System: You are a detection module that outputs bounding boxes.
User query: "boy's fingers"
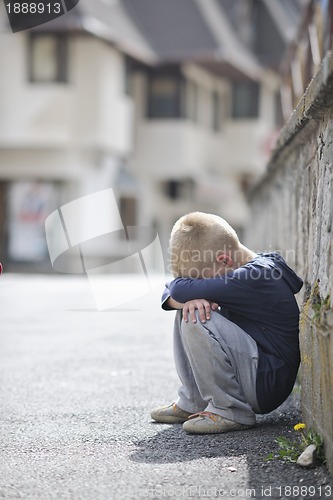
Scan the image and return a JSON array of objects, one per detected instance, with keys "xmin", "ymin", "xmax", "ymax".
[
  {"xmin": 183, "ymin": 302, "xmax": 195, "ymax": 322},
  {"xmin": 183, "ymin": 300, "xmax": 211, "ymax": 324},
  {"xmin": 203, "ymin": 302, "xmax": 210, "ymax": 321},
  {"xmin": 190, "ymin": 303, "xmax": 198, "ymax": 323},
  {"xmin": 194, "ymin": 301, "xmax": 210, "ymax": 323}
]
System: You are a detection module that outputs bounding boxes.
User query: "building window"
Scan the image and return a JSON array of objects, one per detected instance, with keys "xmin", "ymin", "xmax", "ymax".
[
  {"xmin": 162, "ymin": 178, "xmax": 195, "ymax": 201},
  {"xmin": 274, "ymin": 91, "xmax": 284, "ymax": 128},
  {"xmin": 232, "ymin": 81, "xmax": 260, "ymax": 118},
  {"xmin": 124, "ymin": 56, "xmax": 134, "ymax": 96},
  {"xmin": 29, "ymin": 34, "xmax": 67, "ymax": 83},
  {"xmin": 148, "ymin": 72, "xmax": 185, "ymax": 118},
  {"xmin": 164, "ymin": 180, "xmax": 182, "ymax": 200},
  {"xmin": 186, "ymin": 80, "xmax": 198, "ymax": 122},
  {"xmin": 212, "ymin": 91, "xmax": 222, "ymax": 131}
]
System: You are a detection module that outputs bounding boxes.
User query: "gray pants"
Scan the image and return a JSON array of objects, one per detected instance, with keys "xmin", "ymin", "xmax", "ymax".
[{"xmin": 174, "ymin": 310, "xmax": 261, "ymax": 425}]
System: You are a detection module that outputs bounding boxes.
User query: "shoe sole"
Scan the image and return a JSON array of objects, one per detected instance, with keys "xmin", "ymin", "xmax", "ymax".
[
  {"xmin": 183, "ymin": 423, "xmax": 254, "ymax": 434},
  {"xmin": 151, "ymin": 414, "xmax": 189, "ymax": 424}
]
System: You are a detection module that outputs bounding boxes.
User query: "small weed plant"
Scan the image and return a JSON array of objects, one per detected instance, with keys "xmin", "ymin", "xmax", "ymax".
[{"xmin": 266, "ymin": 423, "xmax": 325, "ymax": 464}]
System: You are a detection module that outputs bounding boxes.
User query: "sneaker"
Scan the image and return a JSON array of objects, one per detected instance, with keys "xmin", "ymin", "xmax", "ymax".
[
  {"xmin": 150, "ymin": 403, "xmax": 193, "ymax": 424},
  {"xmin": 182, "ymin": 412, "xmax": 254, "ymax": 434}
]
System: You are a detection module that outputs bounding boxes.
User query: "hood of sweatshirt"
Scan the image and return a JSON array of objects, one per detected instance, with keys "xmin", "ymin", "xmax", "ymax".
[{"xmin": 257, "ymin": 252, "xmax": 303, "ymax": 295}]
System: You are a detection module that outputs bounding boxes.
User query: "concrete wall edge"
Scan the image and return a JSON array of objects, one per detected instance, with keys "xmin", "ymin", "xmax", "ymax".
[{"xmin": 249, "ymin": 51, "xmax": 333, "ymax": 200}]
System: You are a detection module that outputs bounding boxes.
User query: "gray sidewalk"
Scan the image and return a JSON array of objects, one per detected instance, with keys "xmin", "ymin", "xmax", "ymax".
[{"xmin": 0, "ymin": 275, "xmax": 332, "ymax": 499}]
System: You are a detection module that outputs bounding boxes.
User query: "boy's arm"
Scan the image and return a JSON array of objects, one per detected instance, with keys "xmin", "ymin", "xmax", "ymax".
[
  {"xmin": 161, "ymin": 285, "xmax": 184, "ymax": 310},
  {"xmin": 162, "ymin": 283, "xmax": 219, "ymax": 322},
  {"xmin": 165, "ymin": 297, "xmax": 184, "ymax": 309},
  {"xmin": 167, "ymin": 270, "xmax": 259, "ymax": 311},
  {"xmin": 163, "ymin": 291, "xmax": 218, "ymax": 323},
  {"xmin": 168, "ymin": 276, "xmax": 228, "ymax": 305}
]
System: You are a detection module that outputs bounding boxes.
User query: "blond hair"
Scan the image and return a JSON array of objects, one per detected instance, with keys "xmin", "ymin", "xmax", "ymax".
[{"xmin": 169, "ymin": 212, "xmax": 240, "ymax": 278}]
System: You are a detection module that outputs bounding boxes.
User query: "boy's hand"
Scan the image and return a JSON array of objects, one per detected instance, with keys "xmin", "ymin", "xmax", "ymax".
[{"xmin": 183, "ymin": 299, "xmax": 219, "ymax": 324}]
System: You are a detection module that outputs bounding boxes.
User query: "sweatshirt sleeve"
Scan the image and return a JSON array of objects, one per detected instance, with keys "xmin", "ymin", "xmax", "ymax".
[
  {"xmin": 161, "ymin": 282, "xmax": 181, "ymax": 310},
  {"xmin": 168, "ymin": 267, "xmax": 262, "ymax": 312},
  {"xmin": 161, "ymin": 285, "xmax": 172, "ymax": 310},
  {"xmin": 168, "ymin": 276, "xmax": 229, "ymax": 305}
]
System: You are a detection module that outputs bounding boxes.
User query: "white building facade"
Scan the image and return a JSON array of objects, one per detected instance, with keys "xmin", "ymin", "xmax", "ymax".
[{"xmin": 0, "ymin": 0, "xmax": 303, "ymax": 272}]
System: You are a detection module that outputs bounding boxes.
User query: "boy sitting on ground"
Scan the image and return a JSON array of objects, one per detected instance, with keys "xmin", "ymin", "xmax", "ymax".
[{"xmin": 151, "ymin": 212, "xmax": 303, "ymax": 434}]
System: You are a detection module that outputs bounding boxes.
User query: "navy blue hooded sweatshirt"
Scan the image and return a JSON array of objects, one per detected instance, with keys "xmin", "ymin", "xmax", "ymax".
[{"xmin": 162, "ymin": 253, "xmax": 303, "ymax": 414}]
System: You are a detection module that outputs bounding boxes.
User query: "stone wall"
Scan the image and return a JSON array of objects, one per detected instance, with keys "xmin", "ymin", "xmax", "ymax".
[{"xmin": 245, "ymin": 52, "xmax": 333, "ymax": 472}]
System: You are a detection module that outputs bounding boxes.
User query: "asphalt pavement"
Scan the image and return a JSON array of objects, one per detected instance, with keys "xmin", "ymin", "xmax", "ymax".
[{"xmin": 0, "ymin": 274, "xmax": 332, "ymax": 500}]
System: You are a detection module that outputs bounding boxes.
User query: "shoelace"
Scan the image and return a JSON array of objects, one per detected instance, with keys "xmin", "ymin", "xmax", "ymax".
[{"xmin": 188, "ymin": 411, "xmax": 219, "ymax": 422}]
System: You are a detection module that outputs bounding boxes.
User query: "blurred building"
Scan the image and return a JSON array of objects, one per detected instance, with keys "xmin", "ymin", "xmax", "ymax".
[{"xmin": 0, "ymin": 0, "xmax": 305, "ymax": 272}]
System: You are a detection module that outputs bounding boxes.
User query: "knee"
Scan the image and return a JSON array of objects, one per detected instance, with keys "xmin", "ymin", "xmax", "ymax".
[{"xmin": 181, "ymin": 311, "xmax": 205, "ymax": 337}]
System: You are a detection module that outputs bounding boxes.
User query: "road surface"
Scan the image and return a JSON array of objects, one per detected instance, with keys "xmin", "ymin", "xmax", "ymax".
[{"xmin": 0, "ymin": 274, "xmax": 331, "ymax": 499}]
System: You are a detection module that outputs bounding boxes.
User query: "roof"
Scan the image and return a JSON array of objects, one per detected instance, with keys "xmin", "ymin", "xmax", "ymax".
[
  {"xmin": 122, "ymin": 0, "xmax": 265, "ymax": 79},
  {"xmin": 122, "ymin": 0, "xmax": 303, "ymax": 78},
  {"xmin": 195, "ymin": 0, "xmax": 263, "ymax": 80},
  {"xmin": 122, "ymin": 0, "xmax": 216, "ymax": 61},
  {"xmin": 77, "ymin": 0, "xmax": 157, "ymax": 64},
  {"xmin": 0, "ymin": 0, "xmax": 157, "ymax": 64},
  {"xmin": 217, "ymin": 0, "xmax": 303, "ymax": 68},
  {"xmin": 262, "ymin": 0, "xmax": 303, "ymax": 43},
  {"xmin": 0, "ymin": 0, "xmax": 305, "ymax": 79}
]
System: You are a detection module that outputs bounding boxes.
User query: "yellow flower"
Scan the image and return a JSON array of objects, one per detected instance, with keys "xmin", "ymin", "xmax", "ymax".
[{"xmin": 294, "ymin": 423, "xmax": 306, "ymax": 431}]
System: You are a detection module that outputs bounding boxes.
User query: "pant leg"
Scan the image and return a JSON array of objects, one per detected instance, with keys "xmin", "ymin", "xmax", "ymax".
[
  {"xmin": 173, "ymin": 311, "xmax": 207, "ymax": 414},
  {"xmin": 175, "ymin": 310, "xmax": 260, "ymax": 425}
]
